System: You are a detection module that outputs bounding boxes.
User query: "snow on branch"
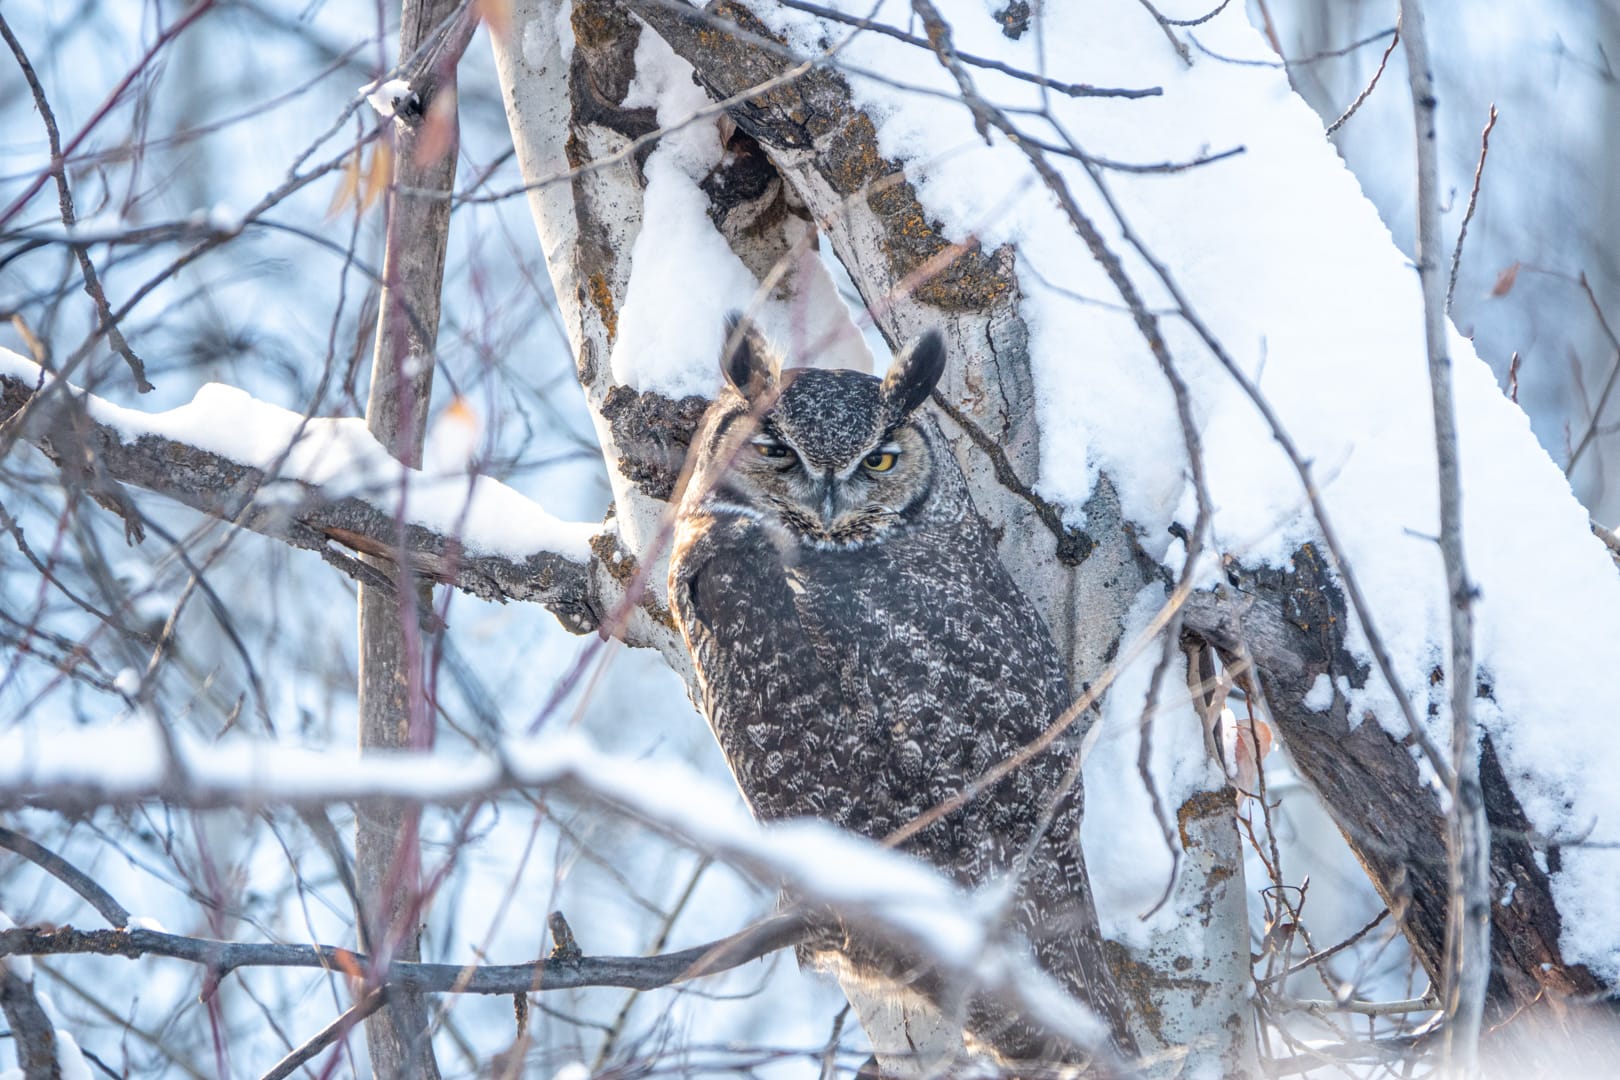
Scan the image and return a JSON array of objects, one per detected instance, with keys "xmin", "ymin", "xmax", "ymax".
[
  {"xmin": 0, "ymin": 348, "xmax": 603, "ymax": 630},
  {"xmin": 0, "ymin": 724, "xmax": 1108, "ymax": 1052}
]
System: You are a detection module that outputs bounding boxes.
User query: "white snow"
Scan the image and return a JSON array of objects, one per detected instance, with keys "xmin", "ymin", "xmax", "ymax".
[
  {"xmin": 740, "ymin": 0, "xmax": 1620, "ymax": 986},
  {"xmin": 206, "ymin": 201, "xmax": 241, "ymax": 234},
  {"xmin": 112, "ymin": 668, "xmax": 140, "ymax": 697},
  {"xmin": 1082, "ymin": 590, "xmax": 1218, "ymax": 949},
  {"xmin": 0, "ymin": 719, "xmax": 1099, "ymax": 1039},
  {"xmin": 0, "ymin": 348, "xmax": 596, "ymax": 563},
  {"xmin": 361, "ymin": 77, "xmax": 415, "ymax": 119},
  {"xmin": 548, "ymin": 0, "xmax": 575, "ymax": 65},
  {"xmin": 51, "ymin": 1032, "xmax": 90, "ymax": 1080},
  {"xmin": 1302, "ymin": 673, "xmax": 1334, "ymax": 712},
  {"xmin": 606, "ymin": 22, "xmax": 871, "ymax": 396}
]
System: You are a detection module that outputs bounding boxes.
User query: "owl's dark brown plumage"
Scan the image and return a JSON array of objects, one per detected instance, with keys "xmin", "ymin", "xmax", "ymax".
[{"xmin": 668, "ymin": 319, "xmax": 1132, "ymax": 1070}]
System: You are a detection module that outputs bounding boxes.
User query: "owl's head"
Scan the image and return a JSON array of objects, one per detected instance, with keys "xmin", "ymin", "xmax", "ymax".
[{"xmin": 688, "ymin": 316, "xmax": 950, "ymax": 549}]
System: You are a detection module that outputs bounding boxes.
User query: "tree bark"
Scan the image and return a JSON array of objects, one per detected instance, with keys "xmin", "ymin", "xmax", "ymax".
[
  {"xmin": 0, "ymin": 967, "xmax": 60, "ymax": 1080},
  {"xmin": 1182, "ymin": 549, "xmax": 1616, "ymax": 1034},
  {"xmin": 355, "ymin": 2, "xmax": 471, "ymax": 1076}
]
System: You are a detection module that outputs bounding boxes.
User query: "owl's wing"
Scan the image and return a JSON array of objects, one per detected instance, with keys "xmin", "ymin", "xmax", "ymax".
[{"xmin": 670, "ymin": 513, "xmax": 850, "ymax": 823}]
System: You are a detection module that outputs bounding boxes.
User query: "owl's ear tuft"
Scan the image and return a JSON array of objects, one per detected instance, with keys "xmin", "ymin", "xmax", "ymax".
[
  {"xmin": 720, "ymin": 313, "xmax": 775, "ymax": 401},
  {"xmin": 881, "ymin": 330, "xmax": 946, "ymax": 416}
]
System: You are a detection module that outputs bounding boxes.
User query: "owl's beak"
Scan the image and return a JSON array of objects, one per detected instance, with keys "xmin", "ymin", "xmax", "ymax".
[{"xmin": 819, "ymin": 482, "xmax": 837, "ymax": 528}]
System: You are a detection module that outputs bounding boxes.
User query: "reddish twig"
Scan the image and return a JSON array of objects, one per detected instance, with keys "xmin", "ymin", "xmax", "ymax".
[
  {"xmin": 1447, "ymin": 104, "xmax": 1499, "ymax": 312},
  {"xmin": 1325, "ymin": 26, "xmax": 1402, "ymax": 137}
]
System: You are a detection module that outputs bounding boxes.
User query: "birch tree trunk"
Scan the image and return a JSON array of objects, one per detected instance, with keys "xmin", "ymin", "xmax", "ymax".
[{"xmin": 493, "ymin": 0, "xmax": 1252, "ymax": 1069}]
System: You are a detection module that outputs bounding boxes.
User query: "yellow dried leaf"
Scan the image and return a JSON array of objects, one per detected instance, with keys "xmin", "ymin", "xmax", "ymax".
[
  {"xmin": 325, "ymin": 149, "xmax": 362, "ymax": 219},
  {"xmin": 360, "ymin": 140, "xmax": 394, "ymax": 214}
]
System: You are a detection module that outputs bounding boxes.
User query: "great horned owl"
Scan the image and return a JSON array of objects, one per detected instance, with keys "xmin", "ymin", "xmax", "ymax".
[{"xmin": 668, "ymin": 318, "xmax": 1132, "ymax": 1071}]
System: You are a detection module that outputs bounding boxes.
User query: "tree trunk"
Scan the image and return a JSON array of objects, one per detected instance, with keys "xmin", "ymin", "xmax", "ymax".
[{"xmin": 355, "ymin": 2, "xmax": 470, "ymax": 1076}]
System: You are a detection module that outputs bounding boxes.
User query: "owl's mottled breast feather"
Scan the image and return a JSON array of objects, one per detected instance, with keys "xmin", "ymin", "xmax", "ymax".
[{"xmin": 670, "ymin": 507, "xmax": 1080, "ymax": 883}]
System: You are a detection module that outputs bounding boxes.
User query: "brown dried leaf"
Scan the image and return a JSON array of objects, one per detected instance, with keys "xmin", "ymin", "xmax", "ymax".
[{"xmin": 1491, "ymin": 261, "xmax": 1522, "ymax": 297}]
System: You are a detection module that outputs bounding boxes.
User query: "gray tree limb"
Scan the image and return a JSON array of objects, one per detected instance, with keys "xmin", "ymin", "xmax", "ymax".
[{"xmin": 0, "ymin": 916, "xmax": 807, "ymax": 996}]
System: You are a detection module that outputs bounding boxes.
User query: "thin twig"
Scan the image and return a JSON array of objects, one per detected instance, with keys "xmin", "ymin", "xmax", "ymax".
[
  {"xmin": 0, "ymin": 12, "xmax": 152, "ymax": 390},
  {"xmin": 1191, "ymin": 26, "xmax": 1397, "ymax": 69},
  {"xmin": 1261, "ymin": 908, "xmax": 1392, "ymax": 984},
  {"xmin": 1566, "ymin": 271, "xmax": 1620, "ymax": 473},
  {"xmin": 1399, "ymin": 3, "xmax": 1489, "ymax": 1072},
  {"xmin": 775, "ymin": 0, "xmax": 1161, "ymax": 98},
  {"xmin": 258, "ymin": 989, "xmax": 389, "ymax": 1080},
  {"xmin": 1446, "ymin": 104, "xmax": 1498, "ymax": 312},
  {"xmin": 1324, "ymin": 26, "xmax": 1401, "ymax": 137}
]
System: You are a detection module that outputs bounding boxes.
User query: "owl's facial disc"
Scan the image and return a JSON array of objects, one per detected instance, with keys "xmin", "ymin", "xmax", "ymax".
[
  {"xmin": 732, "ymin": 415, "xmax": 932, "ymax": 548},
  {"xmin": 704, "ymin": 321, "xmax": 948, "ymax": 547}
]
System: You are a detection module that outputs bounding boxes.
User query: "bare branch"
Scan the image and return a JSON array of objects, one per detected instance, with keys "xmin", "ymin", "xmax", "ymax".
[
  {"xmin": 0, "ymin": 12, "xmax": 151, "ymax": 391},
  {"xmin": 1446, "ymin": 104, "xmax": 1499, "ymax": 313},
  {"xmin": 0, "ymin": 916, "xmax": 808, "ymax": 997},
  {"xmin": 259, "ymin": 990, "xmax": 388, "ymax": 1080},
  {"xmin": 773, "ymin": 0, "xmax": 1162, "ymax": 99},
  {"xmin": 1324, "ymin": 26, "xmax": 1401, "ymax": 137},
  {"xmin": 0, "ymin": 967, "xmax": 61, "ymax": 1080},
  {"xmin": 1398, "ymin": 3, "xmax": 1490, "ymax": 1071},
  {"xmin": 0, "ymin": 826, "xmax": 130, "ymax": 929}
]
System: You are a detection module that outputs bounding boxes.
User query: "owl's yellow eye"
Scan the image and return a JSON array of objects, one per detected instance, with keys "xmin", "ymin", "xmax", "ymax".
[
  {"xmin": 754, "ymin": 442, "xmax": 791, "ymax": 459},
  {"xmin": 863, "ymin": 450, "xmax": 898, "ymax": 472}
]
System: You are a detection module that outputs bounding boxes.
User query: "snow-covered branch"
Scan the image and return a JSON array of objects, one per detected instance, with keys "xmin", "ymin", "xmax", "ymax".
[
  {"xmin": 623, "ymin": 0, "xmax": 1620, "ymax": 1039},
  {"xmin": 0, "ymin": 724, "xmax": 1109, "ymax": 1056},
  {"xmin": 0, "ymin": 349, "xmax": 604, "ymax": 630}
]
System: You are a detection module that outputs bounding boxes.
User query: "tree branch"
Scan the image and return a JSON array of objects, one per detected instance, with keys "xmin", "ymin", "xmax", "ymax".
[
  {"xmin": 0, "ymin": 358, "xmax": 600, "ymax": 631},
  {"xmin": 0, "ymin": 967, "xmax": 61, "ymax": 1080},
  {"xmin": 0, "ymin": 826, "xmax": 130, "ymax": 929},
  {"xmin": 0, "ymin": 915, "xmax": 808, "ymax": 997}
]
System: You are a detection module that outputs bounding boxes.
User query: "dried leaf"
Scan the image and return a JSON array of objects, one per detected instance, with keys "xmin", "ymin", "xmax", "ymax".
[
  {"xmin": 325, "ymin": 149, "xmax": 363, "ymax": 220},
  {"xmin": 413, "ymin": 91, "xmax": 457, "ymax": 170},
  {"xmin": 1218, "ymin": 707, "xmax": 1275, "ymax": 794},
  {"xmin": 360, "ymin": 141, "xmax": 394, "ymax": 214},
  {"xmin": 1491, "ymin": 261, "xmax": 1521, "ymax": 297}
]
